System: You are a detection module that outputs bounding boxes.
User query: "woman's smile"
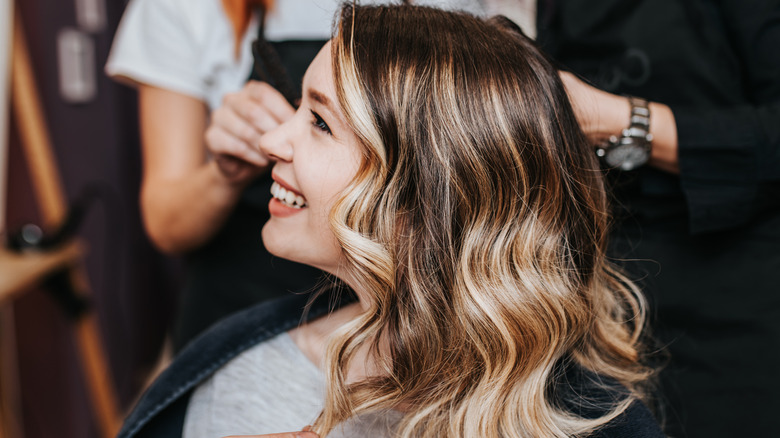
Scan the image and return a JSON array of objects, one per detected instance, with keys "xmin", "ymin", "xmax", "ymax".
[{"xmin": 269, "ymin": 177, "xmax": 308, "ymax": 218}]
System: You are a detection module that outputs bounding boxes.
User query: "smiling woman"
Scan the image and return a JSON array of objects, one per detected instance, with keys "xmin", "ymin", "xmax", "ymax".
[{"xmin": 117, "ymin": 4, "xmax": 663, "ymax": 438}]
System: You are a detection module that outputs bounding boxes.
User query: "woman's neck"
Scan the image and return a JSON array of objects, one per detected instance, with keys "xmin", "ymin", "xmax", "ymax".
[{"xmin": 288, "ymin": 301, "xmax": 375, "ymax": 380}]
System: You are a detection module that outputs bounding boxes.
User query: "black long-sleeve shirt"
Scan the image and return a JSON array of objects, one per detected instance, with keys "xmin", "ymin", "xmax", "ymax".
[{"xmin": 536, "ymin": 0, "xmax": 780, "ymax": 234}]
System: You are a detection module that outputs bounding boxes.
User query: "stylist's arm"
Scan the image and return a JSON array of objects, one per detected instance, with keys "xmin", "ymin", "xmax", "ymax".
[{"xmin": 559, "ymin": 71, "xmax": 679, "ymax": 174}]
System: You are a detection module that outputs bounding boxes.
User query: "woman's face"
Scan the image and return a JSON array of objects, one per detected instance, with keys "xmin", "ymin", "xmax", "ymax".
[{"xmin": 260, "ymin": 42, "xmax": 362, "ymax": 275}]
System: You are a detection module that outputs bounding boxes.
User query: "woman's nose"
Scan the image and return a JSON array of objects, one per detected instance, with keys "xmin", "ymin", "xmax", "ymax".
[{"xmin": 258, "ymin": 118, "xmax": 295, "ymax": 162}]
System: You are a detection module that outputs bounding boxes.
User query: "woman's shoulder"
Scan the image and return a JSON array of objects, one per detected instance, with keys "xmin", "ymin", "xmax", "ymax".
[{"xmin": 117, "ymin": 292, "xmax": 348, "ymax": 437}]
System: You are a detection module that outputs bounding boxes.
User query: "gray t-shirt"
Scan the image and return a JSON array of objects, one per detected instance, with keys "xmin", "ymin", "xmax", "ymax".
[{"xmin": 183, "ymin": 332, "xmax": 402, "ymax": 437}]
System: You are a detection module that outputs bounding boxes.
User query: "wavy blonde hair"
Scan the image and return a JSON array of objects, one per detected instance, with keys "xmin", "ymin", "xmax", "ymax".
[{"xmin": 312, "ymin": 4, "xmax": 654, "ymax": 437}]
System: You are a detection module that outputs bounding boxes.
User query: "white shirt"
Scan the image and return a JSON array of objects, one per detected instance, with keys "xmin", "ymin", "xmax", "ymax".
[
  {"xmin": 105, "ymin": 0, "xmax": 535, "ymax": 111},
  {"xmin": 106, "ymin": 0, "xmax": 259, "ymax": 110}
]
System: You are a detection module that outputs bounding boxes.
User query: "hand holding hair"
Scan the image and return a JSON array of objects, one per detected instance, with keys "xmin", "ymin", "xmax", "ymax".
[{"xmin": 206, "ymin": 80, "xmax": 296, "ymax": 185}]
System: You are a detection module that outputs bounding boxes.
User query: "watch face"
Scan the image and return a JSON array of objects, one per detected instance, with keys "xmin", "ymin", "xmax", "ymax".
[{"xmin": 604, "ymin": 143, "xmax": 649, "ymax": 171}]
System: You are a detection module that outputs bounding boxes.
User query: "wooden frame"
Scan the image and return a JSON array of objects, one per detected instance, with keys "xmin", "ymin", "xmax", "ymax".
[{"xmin": 0, "ymin": 4, "xmax": 121, "ymax": 437}]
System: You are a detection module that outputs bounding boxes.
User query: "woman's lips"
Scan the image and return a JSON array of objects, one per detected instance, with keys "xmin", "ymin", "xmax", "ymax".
[{"xmin": 268, "ymin": 197, "xmax": 305, "ymax": 217}]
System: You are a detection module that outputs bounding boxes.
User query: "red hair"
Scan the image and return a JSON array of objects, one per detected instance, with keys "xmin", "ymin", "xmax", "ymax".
[{"xmin": 222, "ymin": 0, "xmax": 273, "ymax": 57}]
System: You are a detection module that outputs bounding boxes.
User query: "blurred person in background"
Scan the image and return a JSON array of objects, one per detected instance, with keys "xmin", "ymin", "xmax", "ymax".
[{"xmin": 106, "ymin": 0, "xmax": 325, "ymax": 352}]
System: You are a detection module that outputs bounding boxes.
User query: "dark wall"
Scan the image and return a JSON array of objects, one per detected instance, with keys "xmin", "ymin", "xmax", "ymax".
[{"xmin": 6, "ymin": 0, "xmax": 178, "ymax": 436}]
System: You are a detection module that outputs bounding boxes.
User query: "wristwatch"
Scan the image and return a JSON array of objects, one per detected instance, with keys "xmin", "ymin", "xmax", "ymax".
[{"xmin": 596, "ymin": 96, "xmax": 653, "ymax": 171}]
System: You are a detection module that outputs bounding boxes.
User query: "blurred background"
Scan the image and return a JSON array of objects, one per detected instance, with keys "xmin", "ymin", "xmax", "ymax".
[{"xmin": 1, "ymin": 0, "xmax": 177, "ymax": 436}]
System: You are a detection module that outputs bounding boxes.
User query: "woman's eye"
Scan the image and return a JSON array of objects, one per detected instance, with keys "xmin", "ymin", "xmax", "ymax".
[{"xmin": 310, "ymin": 110, "xmax": 332, "ymax": 135}]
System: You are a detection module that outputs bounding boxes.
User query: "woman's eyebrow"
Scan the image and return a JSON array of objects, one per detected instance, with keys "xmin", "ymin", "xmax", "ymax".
[
  {"xmin": 308, "ymin": 88, "xmax": 334, "ymax": 112},
  {"xmin": 308, "ymin": 87, "xmax": 347, "ymax": 128}
]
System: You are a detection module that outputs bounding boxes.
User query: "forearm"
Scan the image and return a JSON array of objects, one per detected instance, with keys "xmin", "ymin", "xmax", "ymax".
[
  {"xmin": 138, "ymin": 85, "xmax": 251, "ymax": 254},
  {"xmin": 575, "ymin": 88, "xmax": 679, "ymax": 174},
  {"xmin": 140, "ymin": 160, "xmax": 248, "ymax": 254},
  {"xmin": 136, "ymin": 83, "xmax": 286, "ymax": 253}
]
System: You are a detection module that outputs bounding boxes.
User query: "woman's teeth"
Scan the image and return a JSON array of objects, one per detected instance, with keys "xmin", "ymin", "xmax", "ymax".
[{"xmin": 271, "ymin": 182, "xmax": 307, "ymax": 208}]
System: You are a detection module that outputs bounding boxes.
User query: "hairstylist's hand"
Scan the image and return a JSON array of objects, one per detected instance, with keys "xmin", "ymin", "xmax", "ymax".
[
  {"xmin": 206, "ymin": 80, "xmax": 296, "ymax": 185},
  {"xmin": 559, "ymin": 71, "xmax": 679, "ymax": 173},
  {"xmin": 558, "ymin": 71, "xmax": 631, "ymax": 145},
  {"xmin": 224, "ymin": 427, "xmax": 319, "ymax": 438}
]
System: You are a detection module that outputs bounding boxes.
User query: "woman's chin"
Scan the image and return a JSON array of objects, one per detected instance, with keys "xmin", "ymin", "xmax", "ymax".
[
  {"xmin": 261, "ymin": 216, "xmax": 343, "ymax": 275},
  {"xmin": 261, "ymin": 222, "xmax": 289, "ymax": 259},
  {"xmin": 261, "ymin": 222, "xmax": 316, "ymax": 269}
]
